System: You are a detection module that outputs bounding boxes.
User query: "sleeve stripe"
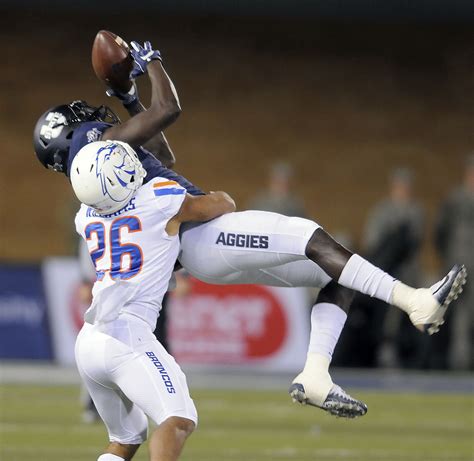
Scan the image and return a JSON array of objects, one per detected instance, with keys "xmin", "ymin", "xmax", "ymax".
[
  {"xmin": 153, "ymin": 180, "xmax": 179, "ymax": 188},
  {"xmin": 154, "ymin": 188, "xmax": 186, "ymax": 197}
]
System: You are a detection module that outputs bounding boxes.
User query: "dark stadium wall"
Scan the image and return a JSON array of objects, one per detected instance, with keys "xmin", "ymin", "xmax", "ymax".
[
  {"xmin": 0, "ymin": 12, "xmax": 472, "ymax": 268},
  {"xmin": 2, "ymin": 0, "xmax": 474, "ymax": 21}
]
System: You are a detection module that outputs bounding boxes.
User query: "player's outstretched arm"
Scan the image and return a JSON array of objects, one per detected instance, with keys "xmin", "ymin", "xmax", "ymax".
[
  {"xmin": 102, "ymin": 59, "xmax": 181, "ymax": 150},
  {"xmin": 146, "ymin": 132, "xmax": 176, "ymax": 168},
  {"xmin": 166, "ymin": 192, "xmax": 235, "ymax": 236},
  {"xmin": 112, "ymin": 92, "xmax": 176, "ymax": 168},
  {"xmin": 177, "ymin": 192, "xmax": 236, "ymax": 223}
]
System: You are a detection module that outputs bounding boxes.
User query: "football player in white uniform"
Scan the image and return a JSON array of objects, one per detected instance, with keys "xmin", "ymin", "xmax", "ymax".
[
  {"xmin": 34, "ymin": 39, "xmax": 467, "ymax": 421},
  {"xmin": 71, "ymin": 141, "xmax": 235, "ymax": 461}
]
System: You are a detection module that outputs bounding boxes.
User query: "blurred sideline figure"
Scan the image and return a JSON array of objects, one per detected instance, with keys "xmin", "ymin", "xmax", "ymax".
[
  {"xmin": 248, "ymin": 162, "xmax": 306, "ymax": 217},
  {"xmin": 34, "ymin": 37, "xmax": 467, "ymax": 431},
  {"xmin": 77, "ymin": 239, "xmax": 101, "ymax": 423},
  {"xmin": 363, "ymin": 168, "xmax": 426, "ymax": 368},
  {"xmin": 434, "ymin": 155, "xmax": 474, "ymax": 370}
]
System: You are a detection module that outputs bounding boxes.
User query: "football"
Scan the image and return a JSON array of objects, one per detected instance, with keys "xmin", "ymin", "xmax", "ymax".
[{"xmin": 91, "ymin": 30, "xmax": 133, "ymax": 93}]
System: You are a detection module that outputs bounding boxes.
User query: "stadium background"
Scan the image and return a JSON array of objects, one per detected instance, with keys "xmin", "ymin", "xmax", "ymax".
[
  {"xmin": 1, "ymin": 1, "xmax": 473, "ymax": 460},
  {"xmin": 1, "ymin": 3, "xmax": 473, "ymax": 263}
]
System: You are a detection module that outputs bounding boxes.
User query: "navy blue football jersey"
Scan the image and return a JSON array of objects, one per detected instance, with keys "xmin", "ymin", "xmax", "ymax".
[{"xmin": 67, "ymin": 122, "xmax": 204, "ymax": 196}]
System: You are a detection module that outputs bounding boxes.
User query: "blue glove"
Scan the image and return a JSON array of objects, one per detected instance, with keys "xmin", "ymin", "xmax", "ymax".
[
  {"xmin": 130, "ymin": 41, "xmax": 162, "ymax": 79},
  {"xmin": 106, "ymin": 81, "xmax": 139, "ymax": 108}
]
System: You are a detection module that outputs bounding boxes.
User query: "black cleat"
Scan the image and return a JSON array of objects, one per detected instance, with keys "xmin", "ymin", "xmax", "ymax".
[{"xmin": 289, "ymin": 382, "xmax": 367, "ymax": 419}]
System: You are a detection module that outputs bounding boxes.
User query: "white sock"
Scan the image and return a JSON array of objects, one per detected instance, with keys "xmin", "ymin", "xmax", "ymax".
[
  {"xmin": 293, "ymin": 303, "xmax": 347, "ymax": 406},
  {"xmin": 97, "ymin": 454, "xmax": 125, "ymax": 461},
  {"xmin": 307, "ymin": 302, "xmax": 347, "ymax": 359},
  {"xmin": 338, "ymin": 254, "xmax": 397, "ymax": 303},
  {"xmin": 294, "ymin": 353, "xmax": 333, "ymax": 406}
]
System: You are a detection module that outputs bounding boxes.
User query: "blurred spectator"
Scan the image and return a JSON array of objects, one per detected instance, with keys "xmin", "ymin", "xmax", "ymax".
[
  {"xmin": 156, "ymin": 292, "xmax": 172, "ymax": 352},
  {"xmin": 362, "ymin": 167, "xmax": 426, "ymax": 368},
  {"xmin": 248, "ymin": 162, "xmax": 306, "ymax": 217},
  {"xmin": 434, "ymin": 155, "xmax": 474, "ymax": 370},
  {"xmin": 77, "ymin": 239, "xmax": 100, "ymax": 423}
]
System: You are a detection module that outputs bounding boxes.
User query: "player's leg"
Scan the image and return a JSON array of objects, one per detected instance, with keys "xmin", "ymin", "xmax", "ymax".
[
  {"xmin": 181, "ymin": 211, "xmax": 467, "ymax": 333},
  {"xmin": 75, "ymin": 324, "xmax": 147, "ymax": 461},
  {"xmin": 289, "ymin": 282, "xmax": 367, "ymax": 417},
  {"xmin": 148, "ymin": 417, "xmax": 195, "ymax": 461},
  {"xmin": 192, "ymin": 258, "xmax": 332, "ymax": 287},
  {"xmin": 180, "ymin": 211, "xmax": 466, "ymax": 417},
  {"xmin": 97, "ymin": 445, "xmax": 140, "ymax": 461},
  {"xmin": 236, "ymin": 261, "xmax": 366, "ymax": 417},
  {"xmin": 182, "ymin": 242, "xmax": 366, "ymax": 417},
  {"xmin": 110, "ymin": 332, "xmax": 197, "ymax": 461},
  {"xmin": 306, "ymin": 227, "xmax": 467, "ymax": 334},
  {"xmin": 234, "ymin": 265, "xmax": 366, "ymax": 416},
  {"xmin": 179, "ymin": 211, "xmax": 318, "ymax": 281}
]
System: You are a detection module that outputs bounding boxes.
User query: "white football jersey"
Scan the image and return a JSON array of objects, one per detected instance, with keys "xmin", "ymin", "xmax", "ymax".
[{"xmin": 75, "ymin": 178, "xmax": 186, "ymax": 328}]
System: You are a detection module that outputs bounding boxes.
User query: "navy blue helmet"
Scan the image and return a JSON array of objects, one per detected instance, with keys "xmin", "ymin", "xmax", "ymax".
[{"xmin": 33, "ymin": 100, "xmax": 120, "ymax": 174}]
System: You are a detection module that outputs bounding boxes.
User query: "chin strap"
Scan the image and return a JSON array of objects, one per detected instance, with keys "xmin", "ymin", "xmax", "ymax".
[{"xmin": 52, "ymin": 151, "xmax": 64, "ymax": 173}]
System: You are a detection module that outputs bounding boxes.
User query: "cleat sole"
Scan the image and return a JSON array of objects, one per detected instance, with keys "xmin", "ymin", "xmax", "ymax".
[
  {"xmin": 441, "ymin": 266, "xmax": 467, "ymax": 309},
  {"xmin": 423, "ymin": 265, "xmax": 467, "ymax": 335}
]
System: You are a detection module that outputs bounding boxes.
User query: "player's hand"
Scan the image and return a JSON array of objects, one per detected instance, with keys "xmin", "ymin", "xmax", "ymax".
[
  {"xmin": 130, "ymin": 41, "xmax": 162, "ymax": 79},
  {"xmin": 106, "ymin": 81, "xmax": 139, "ymax": 108}
]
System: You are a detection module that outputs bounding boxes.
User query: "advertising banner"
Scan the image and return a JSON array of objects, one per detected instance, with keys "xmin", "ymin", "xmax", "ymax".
[
  {"xmin": 0, "ymin": 265, "xmax": 52, "ymax": 360},
  {"xmin": 168, "ymin": 278, "xmax": 310, "ymax": 372},
  {"xmin": 42, "ymin": 258, "xmax": 86, "ymax": 365},
  {"xmin": 41, "ymin": 258, "xmax": 311, "ymax": 371}
]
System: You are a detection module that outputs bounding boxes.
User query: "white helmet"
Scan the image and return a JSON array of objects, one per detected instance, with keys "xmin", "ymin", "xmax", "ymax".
[{"xmin": 70, "ymin": 140, "xmax": 147, "ymax": 214}]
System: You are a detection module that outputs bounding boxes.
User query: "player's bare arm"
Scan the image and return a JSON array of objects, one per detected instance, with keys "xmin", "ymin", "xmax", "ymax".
[
  {"xmin": 115, "ymin": 92, "xmax": 176, "ymax": 168},
  {"xmin": 166, "ymin": 192, "xmax": 236, "ymax": 235},
  {"xmin": 178, "ymin": 191, "xmax": 236, "ymax": 222},
  {"xmin": 92, "ymin": 32, "xmax": 178, "ymax": 167},
  {"xmin": 103, "ymin": 59, "xmax": 181, "ymax": 149},
  {"xmin": 145, "ymin": 131, "xmax": 176, "ymax": 168}
]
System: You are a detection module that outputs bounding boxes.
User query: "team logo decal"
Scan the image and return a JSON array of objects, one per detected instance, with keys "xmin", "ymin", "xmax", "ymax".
[
  {"xmin": 39, "ymin": 112, "xmax": 66, "ymax": 140},
  {"xmin": 86, "ymin": 128, "xmax": 102, "ymax": 143},
  {"xmin": 96, "ymin": 144, "xmax": 138, "ymax": 203}
]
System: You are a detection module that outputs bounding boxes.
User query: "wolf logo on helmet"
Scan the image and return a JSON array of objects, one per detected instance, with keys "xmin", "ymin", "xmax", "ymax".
[{"xmin": 71, "ymin": 141, "xmax": 146, "ymax": 214}]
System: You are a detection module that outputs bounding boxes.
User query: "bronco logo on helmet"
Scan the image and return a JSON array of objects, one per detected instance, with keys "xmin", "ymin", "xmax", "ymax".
[{"xmin": 70, "ymin": 141, "xmax": 146, "ymax": 215}]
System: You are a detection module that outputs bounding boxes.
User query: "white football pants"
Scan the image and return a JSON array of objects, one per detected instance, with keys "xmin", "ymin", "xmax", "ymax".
[
  {"xmin": 179, "ymin": 210, "xmax": 332, "ymax": 288},
  {"xmin": 75, "ymin": 314, "xmax": 197, "ymax": 445}
]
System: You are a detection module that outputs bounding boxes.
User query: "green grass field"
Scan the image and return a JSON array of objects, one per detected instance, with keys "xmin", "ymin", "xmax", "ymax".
[{"xmin": 0, "ymin": 385, "xmax": 472, "ymax": 461}]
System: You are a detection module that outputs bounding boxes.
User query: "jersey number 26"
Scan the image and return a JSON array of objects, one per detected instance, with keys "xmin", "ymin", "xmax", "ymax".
[{"xmin": 85, "ymin": 216, "xmax": 143, "ymax": 281}]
